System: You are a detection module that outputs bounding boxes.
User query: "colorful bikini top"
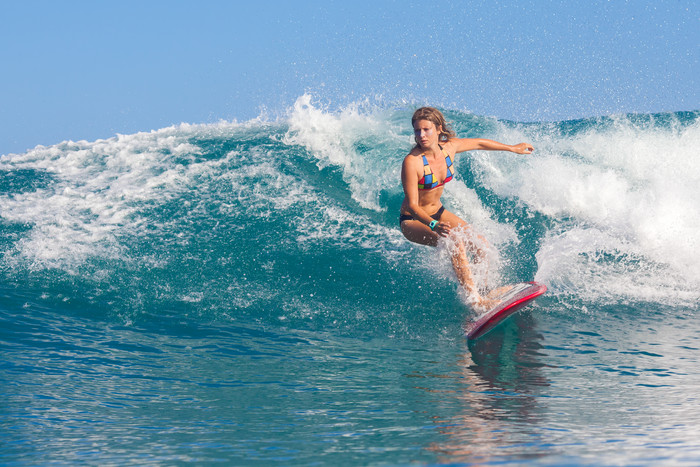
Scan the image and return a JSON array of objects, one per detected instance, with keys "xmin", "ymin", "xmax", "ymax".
[{"xmin": 417, "ymin": 145, "xmax": 453, "ymax": 190}]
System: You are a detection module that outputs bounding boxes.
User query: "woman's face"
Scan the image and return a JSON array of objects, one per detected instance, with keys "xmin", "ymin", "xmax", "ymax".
[{"xmin": 413, "ymin": 119, "xmax": 440, "ymax": 148}]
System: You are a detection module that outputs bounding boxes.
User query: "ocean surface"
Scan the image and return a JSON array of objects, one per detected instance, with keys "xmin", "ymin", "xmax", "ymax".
[{"xmin": 2, "ymin": 95, "xmax": 699, "ymax": 465}]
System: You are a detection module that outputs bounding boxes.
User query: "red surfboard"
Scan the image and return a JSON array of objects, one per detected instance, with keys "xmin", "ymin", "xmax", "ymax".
[{"xmin": 465, "ymin": 282, "xmax": 547, "ymax": 340}]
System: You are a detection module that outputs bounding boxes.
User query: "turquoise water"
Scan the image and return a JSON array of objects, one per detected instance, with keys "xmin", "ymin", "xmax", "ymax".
[{"xmin": 2, "ymin": 96, "xmax": 699, "ymax": 465}]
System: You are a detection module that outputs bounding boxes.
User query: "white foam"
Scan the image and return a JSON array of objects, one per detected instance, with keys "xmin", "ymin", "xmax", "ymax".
[
  {"xmin": 0, "ymin": 112, "xmax": 414, "ymax": 276},
  {"xmin": 441, "ymin": 179, "xmax": 519, "ymax": 248},
  {"xmin": 283, "ymin": 94, "xmax": 406, "ymax": 211},
  {"xmin": 0, "ymin": 123, "xmax": 239, "ymax": 271},
  {"xmin": 483, "ymin": 115, "xmax": 700, "ymax": 305}
]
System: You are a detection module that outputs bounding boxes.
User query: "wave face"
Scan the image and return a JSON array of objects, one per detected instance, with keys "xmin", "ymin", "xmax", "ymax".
[{"xmin": 2, "ymin": 96, "xmax": 698, "ymax": 324}]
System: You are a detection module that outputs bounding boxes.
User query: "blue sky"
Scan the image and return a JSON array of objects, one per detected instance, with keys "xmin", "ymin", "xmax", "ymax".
[{"xmin": 1, "ymin": 0, "xmax": 698, "ymax": 155}]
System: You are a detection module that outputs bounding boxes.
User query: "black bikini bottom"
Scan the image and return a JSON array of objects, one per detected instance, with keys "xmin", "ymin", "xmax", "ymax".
[{"xmin": 399, "ymin": 206, "xmax": 445, "ymax": 225}]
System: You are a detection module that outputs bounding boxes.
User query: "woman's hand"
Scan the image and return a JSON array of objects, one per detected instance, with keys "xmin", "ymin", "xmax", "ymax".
[
  {"xmin": 433, "ymin": 222, "xmax": 451, "ymax": 237},
  {"xmin": 511, "ymin": 143, "xmax": 534, "ymax": 154}
]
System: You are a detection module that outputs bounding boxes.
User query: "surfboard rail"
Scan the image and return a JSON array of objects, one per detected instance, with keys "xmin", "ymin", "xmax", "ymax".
[{"xmin": 465, "ymin": 282, "xmax": 547, "ymax": 340}]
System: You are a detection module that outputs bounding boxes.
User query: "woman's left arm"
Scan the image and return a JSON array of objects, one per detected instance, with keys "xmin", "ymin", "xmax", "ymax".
[{"xmin": 448, "ymin": 138, "xmax": 534, "ymax": 155}]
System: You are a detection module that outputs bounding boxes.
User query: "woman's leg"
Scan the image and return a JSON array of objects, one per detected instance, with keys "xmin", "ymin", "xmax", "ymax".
[
  {"xmin": 438, "ymin": 210, "xmax": 487, "ymax": 299},
  {"xmin": 448, "ymin": 239, "xmax": 479, "ymax": 297},
  {"xmin": 400, "ymin": 218, "xmax": 439, "ymax": 247},
  {"xmin": 401, "ymin": 209, "xmax": 493, "ymax": 307}
]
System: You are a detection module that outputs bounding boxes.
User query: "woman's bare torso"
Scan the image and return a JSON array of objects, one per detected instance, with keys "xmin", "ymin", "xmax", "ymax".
[{"xmin": 400, "ymin": 146, "xmax": 451, "ymax": 215}]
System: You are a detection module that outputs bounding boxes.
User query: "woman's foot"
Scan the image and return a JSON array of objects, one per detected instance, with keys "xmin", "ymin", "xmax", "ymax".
[
  {"xmin": 471, "ymin": 285, "xmax": 514, "ymax": 313},
  {"xmin": 485, "ymin": 285, "xmax": 514, "ymax": 301},
  {"xmin": 471, "ymin": 295, "xmax": 500, "ymax": 313}
]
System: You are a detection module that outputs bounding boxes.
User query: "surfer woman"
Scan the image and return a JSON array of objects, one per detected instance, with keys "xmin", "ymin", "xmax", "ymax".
[{"xmin": 400, "ymin": 107, "xmax": 533, "ymax": 309}]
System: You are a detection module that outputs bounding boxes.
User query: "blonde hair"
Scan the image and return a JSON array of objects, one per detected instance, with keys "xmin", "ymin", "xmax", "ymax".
[{"xmin": 411, "ymin": 107, "xmax": 456, "ymax": 142}]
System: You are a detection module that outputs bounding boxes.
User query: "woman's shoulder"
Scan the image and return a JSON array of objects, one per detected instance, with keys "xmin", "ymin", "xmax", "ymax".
[
  {"xmin": 402, "ymin": 150, "xmax": 424, "ymax": 172},
  {"xmin": 443, "ymin": 137, "xmax": 481, "ymax": 154},
  {"xmin": 441, "ymin": 138, "xmax": 460, "ymax": 154},
  {"xmin": 406, "ymin": 146, "xmax": 426, "ymax": 157},
  {"xmin": 404, "ymin": 147, "xmax": 423, "ymax": 160}
]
